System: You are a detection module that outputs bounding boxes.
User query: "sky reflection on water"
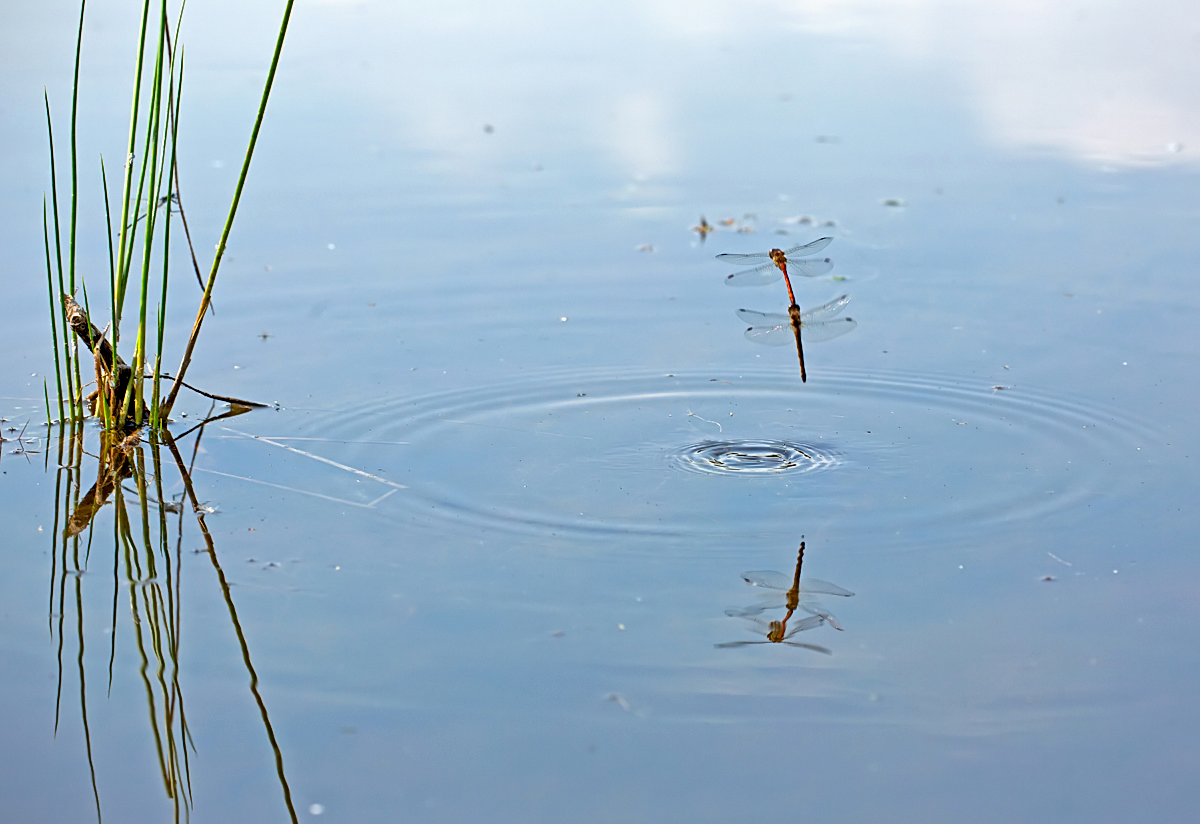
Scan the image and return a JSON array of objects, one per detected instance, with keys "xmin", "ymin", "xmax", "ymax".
[{"xmin": 2, "ymin": 1, "xmax": 1200, "ymax": 822}]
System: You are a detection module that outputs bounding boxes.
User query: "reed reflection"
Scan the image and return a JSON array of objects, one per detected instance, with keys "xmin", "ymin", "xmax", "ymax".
[
  {"xmin": 717, "ymin": 539, "xmax": 855, "ymax": 653},
  {"xmin": 46, "ymin": 408, "xmax": 298, "ymax": 823}
]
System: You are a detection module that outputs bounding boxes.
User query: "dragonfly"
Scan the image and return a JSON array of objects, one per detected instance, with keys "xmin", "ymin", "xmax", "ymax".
[
  {"xmin": 717, "ymin": 236, "xmax": 835, "ymax": 304},
  {"xmin": 736, "ymin": 295, "xmax": 857, "ymax": 382},
  {"xmin": 729, "ymin": 541, "xmax": 854, "ymax": 618},
  {"xmin": 714, "ymin": 611, "xmax": 833, "ymax": 653},
  {"xmin": 717, "ymin": 541, "xmax": 854, "ymax": 651}
]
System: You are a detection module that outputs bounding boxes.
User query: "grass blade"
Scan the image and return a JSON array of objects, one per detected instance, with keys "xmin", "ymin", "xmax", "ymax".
[
  {"xmin": 113, "ymin": 0, "xmax": 155, "ymax": 333},
  {"xmin": 44, "ymin": 199, "xmax": 66, "ymax": 422},
  {"xmin": 162, "ymin": 0, "xmax": 297, "ymax": 417}
]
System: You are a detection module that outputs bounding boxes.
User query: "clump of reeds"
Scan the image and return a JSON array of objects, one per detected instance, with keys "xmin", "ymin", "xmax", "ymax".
[{"xmin": 43, "ymin": 0, "xmax": 295, "ymax": 433}]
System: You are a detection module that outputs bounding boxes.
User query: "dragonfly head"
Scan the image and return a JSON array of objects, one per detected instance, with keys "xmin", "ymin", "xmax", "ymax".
[{"xmin": 769, "ymin": 248, "xmax": 787, "ymax": 267}]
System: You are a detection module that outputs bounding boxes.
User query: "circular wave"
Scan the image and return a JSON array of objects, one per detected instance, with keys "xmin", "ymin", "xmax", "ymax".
[
  {"xmin": 672, "ymin": 439, "xmax": 838, "ymax": 476},
  {"xmin": 257, "ymin": 366, "xmax": 1156, "ymax": 542}
]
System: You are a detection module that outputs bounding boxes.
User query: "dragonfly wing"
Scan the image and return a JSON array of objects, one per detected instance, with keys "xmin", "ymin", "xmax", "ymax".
[
  {"xmin": 801, "ymin": 604, "xmax": 844, "ymax": 630},
  {"xmin": 725, "ymin": 605, "xmax": 779, "ymax": 618},
  {"xmin": 736, "ymin": 310, "xmax": 796, "ymax": 346},
  {"xmin": 799, "ymin": 294, "xmax": 851, "ymax": 322},
  {"xmin": 716, "ymin": 251, "xmax": 771, "ymax": 264},
  {"xmin": 787, "ymin": 257, "xmax": 835, "ymax": 278},
  {"xmin": 783, "ymin": 614, "xmax": 827, "ymax": 635},
  {"xmin": 725, "ymin": 596, "xmax": 784, "ymax": 617},
  {"xmin": 744, "ymin": 325, "xmax": 797, "ymax": 347},
  {"xmin": 739, "ymin": 616, "xmax": 775, "ymax": 632},
  {"xmin": 714, "ymin": 640, "xmax": 769, "ymax": 648},
  {"xmin": 799, "ymin": 317, "xmax": 857, "ymax": 343},
  {"xmin": 781, "ymin": 641, "xmax": 833, "ymax": 654},
  {"xmin": 735, "ymin": 307, "xmax": 789, "ymax": 325},
  {"xmin": 741, "ymin": 570, "xmax": 794, "ymax": 590},
  {"xmin": 781, "ymin": 236, "xmax": 833, "ymax": 258},
  {"xmin": 724, "ymin": 261, "xmax": 782, "ymax": 286},
  {"xmin": 799, "ymin": 578, "xmax": 856, "ymax": 598}
]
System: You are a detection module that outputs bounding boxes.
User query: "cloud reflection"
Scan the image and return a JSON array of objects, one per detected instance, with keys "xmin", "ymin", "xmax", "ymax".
[{"xmin": 291, "ymin": 0, "xmax": 1197, "ymax": 172}]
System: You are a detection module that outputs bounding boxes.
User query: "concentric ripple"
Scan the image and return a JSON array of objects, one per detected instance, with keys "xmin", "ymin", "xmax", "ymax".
[
  {"xmin": 673, "ymin": 439, "xmax": 838, "ymax": 476},
  {"xmin": 227, "ymin": 366, "xmax": 1158, "ymax": 543}
]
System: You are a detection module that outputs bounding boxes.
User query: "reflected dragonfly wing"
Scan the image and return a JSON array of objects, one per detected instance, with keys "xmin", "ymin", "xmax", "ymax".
[
  {"xmin": 800, "ymin": 578, "xmax": 856, "ymax": 598},
  {"xmin": 727, "ymin": 592, "xmax": 839, "ymax": 616},
  {"xmin": 725, "ymin": 603, "xmax": 772, "ymax": 617},
  {"xmin": 783, "ymin": 614, "xmax": 827, "ymax": 634},
  {"xmin": 735, "ymin": 570, "xmax": 854, "ymax": 611},
  {"xmin": 742, "ymin": 570, "xmax": 854, "ymax": 596},
  {"xmin": 715, "ymin": 639, "xmax": 832, "ymax": 654},
  {"xmin": 801, "ymin": 603, "xmax": 844, "ymax": 631},
  {"xmin": 727, "ymin": 586, "xmax": 852, "ymax": 617},
  {"xmin": 725, "ymin": 594, "xmax": 792, "ymax": 617},
  {"xmin": 723, "ymin": 613, "xmax": 826, "ymax": 636},
  {"xmin": 726, "ymin": 590, "xmax": 789, "ymax": 616},
  {"xmin": 742, "ymin": 570, "xmax": 795, "ymax": 589},
  {"xmin": 724, "ymin": 261, "xmax": 783, "ymax": 286},
  {"xmin": 747, "ymin": 613, "xmax": 826, "ymax": 635}
]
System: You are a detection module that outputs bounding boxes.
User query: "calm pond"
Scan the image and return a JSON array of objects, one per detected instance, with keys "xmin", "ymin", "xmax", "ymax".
[{"xmin": 3, "ymin": 1, "xmax": 1199, "ymax": 821}]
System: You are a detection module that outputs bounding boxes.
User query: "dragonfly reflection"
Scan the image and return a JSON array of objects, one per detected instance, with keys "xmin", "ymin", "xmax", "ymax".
[
  {"xmin": 717, "ymin": 540, "xmax": 855, "ymax": 652},
  {"xmin": 715, "ymin": 612, "xmax": 833, "ymax": 653}
]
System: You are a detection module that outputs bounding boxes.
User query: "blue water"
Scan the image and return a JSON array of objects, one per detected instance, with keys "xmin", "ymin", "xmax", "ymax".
[{"xmin": 3, "ymin": 1, "xmax": 1199, "ymax": 821}]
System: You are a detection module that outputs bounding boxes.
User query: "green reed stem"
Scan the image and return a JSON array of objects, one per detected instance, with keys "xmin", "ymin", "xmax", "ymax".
[
  {"xmin": 101, "ymin": 156, "xmax": 119, "ymax": 386},
  {"xmin": 101, "ymin": 158, "xmax": 115, "ymax": 280},
  {"xmin": 68, "ymin": 1, "xmax": 86, "ymax": 296},
  {"xmin": 43, "ymin": 200, "xmax": 66, "ymax": 422},
  {"xmin": 67, "ymin": 1, "xmax": 88, "ymax": 413},
  {"xmin": 129, "ymin": 2, "xmax": 171, "ymax": 428},
  {"xmin": 113, "ymin": 0, "xmax": 154, "ymax": 333},
  {"xmin": 44, "ymin": 94, "xmax": 77, "ymax": 416},
  {"xmin": 44, "ymin": 93, "xmax": 65, "ymax": 299},
  {"xmin": 152, "ymin": 63, "xmax": 181, "ymax": 429},
  {"xmin": 161, "ymin": 0, "xmax": 296, "ymax": 418}
]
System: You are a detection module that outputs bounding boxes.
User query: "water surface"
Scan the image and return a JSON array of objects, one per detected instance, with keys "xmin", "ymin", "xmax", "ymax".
[{"xmin": 2, "ymin": 1, "xmax": 1199, "ymax": 822}]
